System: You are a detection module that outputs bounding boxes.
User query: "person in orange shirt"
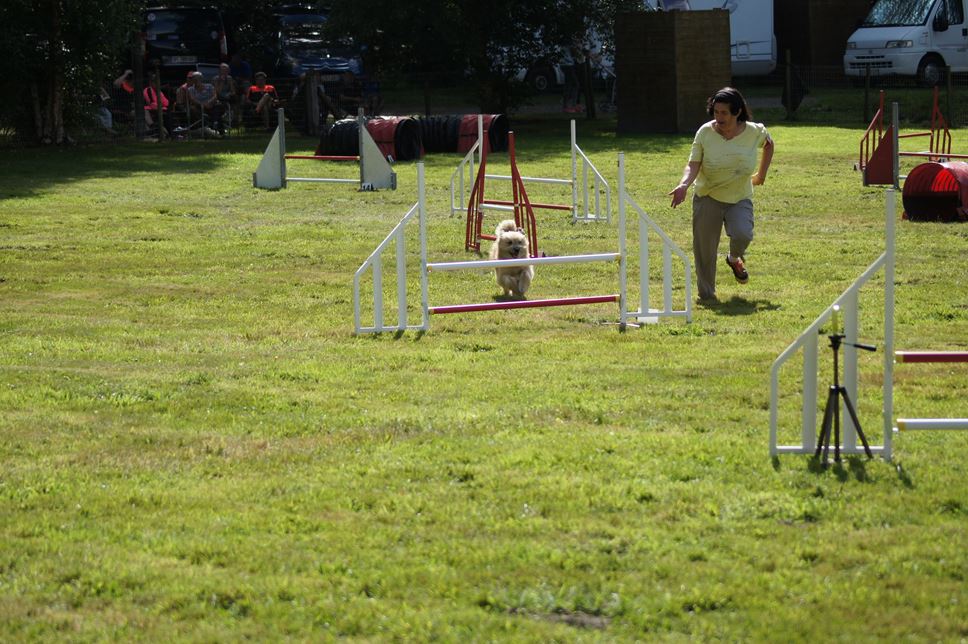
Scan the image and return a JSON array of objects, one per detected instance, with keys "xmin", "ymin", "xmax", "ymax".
[{"xmin": 245, "ymin": 71, "xmax": 280, "ymax": 128}]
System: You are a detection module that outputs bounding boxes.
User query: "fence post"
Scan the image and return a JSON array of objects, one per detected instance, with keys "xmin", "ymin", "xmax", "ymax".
[
  {"xmin": 306, "ymin": 70, "xmax": 320, "ymax": 137},
  {"xmin": 946, "ymin": 66, "xmax": 952, "ymax": 127},
  {"xmin": 784, "ymin": 49, "xmax": 792, "ymax": 120},
  {"xmin": 863, "ymin": 64, "xmax": 871, "ymax": 124}
]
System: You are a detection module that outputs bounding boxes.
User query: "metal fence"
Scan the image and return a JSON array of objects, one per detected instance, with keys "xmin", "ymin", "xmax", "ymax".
[{"xmin": 4, "ymin": 63, "xmax": 968, "ymax": 148}]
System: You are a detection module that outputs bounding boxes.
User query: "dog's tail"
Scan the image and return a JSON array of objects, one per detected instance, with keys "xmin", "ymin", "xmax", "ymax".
[{"xmin": 494, "ymin": 219, "xmax": 520, "ymax": 237}]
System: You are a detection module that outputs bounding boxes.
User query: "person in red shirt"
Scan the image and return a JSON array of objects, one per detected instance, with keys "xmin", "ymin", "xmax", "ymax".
[
  {"xmin": 143, "ymin": 72, "xmax": 172, "ymax": 135},
  {"xmin": 245, "ymin": 71, "xmax": 280, "ymax": 128}
]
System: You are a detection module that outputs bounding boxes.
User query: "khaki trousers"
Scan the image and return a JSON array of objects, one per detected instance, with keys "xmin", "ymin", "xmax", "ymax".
[{"xmin": 692, "ymin": 195, "xmax": 754, "ymax": 299}]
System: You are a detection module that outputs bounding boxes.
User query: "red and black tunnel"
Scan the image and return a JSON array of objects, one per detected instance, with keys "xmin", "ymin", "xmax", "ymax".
[
  {"xmin": 315, "ymin": 116, "xmax": 423, "ymax": 161},
  {"xmin": 418, "ymin": 114, "xmax": 509, "ymax": 154},
  {"xmin": 902, "ymin": 161, "xmax": 968, "ymax": 222}
]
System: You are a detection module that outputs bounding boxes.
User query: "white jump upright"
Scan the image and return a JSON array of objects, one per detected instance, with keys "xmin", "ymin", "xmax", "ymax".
[
  {"xmin": 769, "ymin": 190, "xmax": 897, "ymax": 460},
  {"xmin": 353, "ymin": 155, "xmax": 691, "ymax": 334},
  {"xmin": 770, "ymin": 185, "xmax": 967, "ymax": 461},
  {"xmin": 253, "ymin": 108, "xmax": 396, "ymax": 191},
  {"xmin": 449, "ymin": 117, "xmax": 610, "ymax": 223}
]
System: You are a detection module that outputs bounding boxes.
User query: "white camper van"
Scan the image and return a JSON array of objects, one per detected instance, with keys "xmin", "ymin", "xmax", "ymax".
[
  {"xmin": 844, "ymin": 0, "xmax": 968, "ymax": 85},
  {"xmin": 644, "ymin": 0, "xmax": 777, "ymax": 76}
]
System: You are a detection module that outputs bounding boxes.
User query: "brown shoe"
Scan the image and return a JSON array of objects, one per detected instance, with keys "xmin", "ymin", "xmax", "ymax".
[{"xmin": 725, "ymin": 255, "xmax": 749, "ymax": 284}]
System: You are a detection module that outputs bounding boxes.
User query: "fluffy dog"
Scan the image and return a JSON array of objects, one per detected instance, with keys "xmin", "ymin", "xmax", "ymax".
[{"xmin": 489, "ymin": 219, "xmax": 533, "ymax": 299}]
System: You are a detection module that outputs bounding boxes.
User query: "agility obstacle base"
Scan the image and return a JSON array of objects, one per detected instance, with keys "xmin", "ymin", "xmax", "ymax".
[
  {"xmin": 450, "ymin": 118, "xmax": 610, "ymax": 225},
  {"xmin": 353, "ymin": 157, "xmax": 691, "ymax": 334},
  {"xmin": 769, "ymin": 181, "xmax": 966, "ymax": 462},
  {"xmin": 858, "ymin": 88, "xmax": 952, "ymax": 187},
  {"xmin": 464, "ymin": 130, "xmax": 539, "ymax": 256},
  {"xmin": 253, "ymin": 108, "xmax": 396, "ymax": 191}
]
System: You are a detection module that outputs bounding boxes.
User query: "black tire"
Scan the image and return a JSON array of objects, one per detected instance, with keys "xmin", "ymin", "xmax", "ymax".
[
  {"xmin": 917, "ymin": 55, "xmax": 945, "ymax": 87},
  {"xmin": 526, "ymin": 66, "xmax": 555, "ymax": 93}
]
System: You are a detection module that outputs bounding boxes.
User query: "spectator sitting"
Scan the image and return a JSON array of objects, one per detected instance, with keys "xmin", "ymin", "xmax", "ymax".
[
  {"xmin": 213, "ymin": 62, "xmax": 239, "ymax": 126},
  {"xmin": 111, "ymin": 69, "xmax": 136, "ymax": 123},
  {"xmin": 143, "ymin": 72, "xmax": 173, "ymax": 136},
  {"xmin": 187, "ymin": 70, "xmax": 226, "ymax": 136},
  {"xmin": 175, "ymin": 70, "xmax": 194, "ymax": 111},
  {"xmin": 245, "ymin": 71, "xmax": 280, "ymax": 129}
]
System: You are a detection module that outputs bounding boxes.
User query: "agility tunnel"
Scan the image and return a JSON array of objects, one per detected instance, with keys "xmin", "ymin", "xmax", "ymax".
[
  {"xmin": 901, "ymin": 161, "xmax": 968, "ymax": 222},
  {"xmin": 418, "ymin": 114, "xmax": 509, "ymax": 154},
  {"xmin": 316, "ymin": 116, "xmax": 423, "ymax": 161}
]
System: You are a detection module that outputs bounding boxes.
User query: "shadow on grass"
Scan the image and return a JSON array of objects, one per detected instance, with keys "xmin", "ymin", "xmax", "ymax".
[
  {"xmin": 699, "ymin": 295, "xmax": 781, "ymax": 316},
  {"xmin": 0, "ymin": 137, "xmax": 272, "ymax": 202}
]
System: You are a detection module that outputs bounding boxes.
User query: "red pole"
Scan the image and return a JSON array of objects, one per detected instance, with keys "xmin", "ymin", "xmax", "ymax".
[{"xmin": 430, "ymin": 294, "xmax": 619, "ymax": 314}]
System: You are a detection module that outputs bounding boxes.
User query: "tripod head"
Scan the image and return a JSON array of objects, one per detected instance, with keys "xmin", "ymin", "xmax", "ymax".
[{"xmin": 822, "ymin": 305, "xmax": 878, "ymax": 352}]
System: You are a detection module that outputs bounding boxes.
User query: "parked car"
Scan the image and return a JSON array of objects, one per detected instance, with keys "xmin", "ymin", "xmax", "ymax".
[
  {"xmin": 271, "ymin": 12, "xmax": 363, "ymax": 82},
  {"xmin": 844, "ymin": 0, "xmax": 968, "ymax": 86},
  {"xmin": 143, "ymin": 6, "xmax": 229, "ymax": 83}
]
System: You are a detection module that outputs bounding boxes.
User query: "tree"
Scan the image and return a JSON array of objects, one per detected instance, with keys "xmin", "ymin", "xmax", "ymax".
[
  {"xmin": 0, "ymin": 0, "xmax": 140, "ymax": 144},
  {"xmin": 326, "ymin": 0, "xmax": 641, "ymax": 113}
]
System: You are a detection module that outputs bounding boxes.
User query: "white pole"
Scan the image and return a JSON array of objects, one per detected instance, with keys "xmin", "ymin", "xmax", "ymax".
[
  {"xmin": 278, "ymin": 108, "xmax": 287, "ymax": 188},
  {"xmin": 427, "ymin": 253, "xmax": 620, "ymax": 271},
  {"xmin": 571, "ymin": 120, "xmax": 579, "ymax": 222},
  {"xmin": 892, "ymin": 103, "xmax": 900, "ymax": 190},
  {"xmin": 373, "ymin": 255, "xmax": 383, "ymax": 333},
  {"xmin": 396, "ymin": 231, "xmax": 407, "ymax": 329},
  {"xmin": 883, "ymin": 189, "xmax": 896, "ymax": 459},
  {"xmin": 617, "ymin": 153, "xmax": 628, "ymax": 324},
  {"xmin": 357, "ymin": 109, "xmax": 365, "ymax": 188},
  {"xmin": 843, "ymin": 289, "xmax": 860, "ymax": 450},
  {"xmin": 418, "ymin": 163, "xmax": 429, "ymax": 329}
]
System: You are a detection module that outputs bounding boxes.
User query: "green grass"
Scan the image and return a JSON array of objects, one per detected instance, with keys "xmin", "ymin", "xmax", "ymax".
[{"xmin": 1, "ymin": 108, "xmax": 967, "ymax": 641}]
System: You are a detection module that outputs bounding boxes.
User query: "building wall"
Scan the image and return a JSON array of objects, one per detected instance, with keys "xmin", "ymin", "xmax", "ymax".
[
  {"xmin": 775, "ymin": 0, "xmax": 872, "ymax": 67},
  {"xmin": 616, "ymin": 10, "xmax": 731, "ymax": 134}
]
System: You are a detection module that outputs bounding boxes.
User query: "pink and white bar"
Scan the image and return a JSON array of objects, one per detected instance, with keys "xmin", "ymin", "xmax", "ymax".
[
  {"xmin": 895, "ymin": 351, "xmax": 968, "ymax": 363},
  {"xmin": 427, "ymin": 253, "xmax": 620, "ymax": 272}
]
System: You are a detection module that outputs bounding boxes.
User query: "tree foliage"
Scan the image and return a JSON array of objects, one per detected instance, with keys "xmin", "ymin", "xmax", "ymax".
[{"xmin": 0, "ymin": 0, "xmax": 139, "ymax": 143}]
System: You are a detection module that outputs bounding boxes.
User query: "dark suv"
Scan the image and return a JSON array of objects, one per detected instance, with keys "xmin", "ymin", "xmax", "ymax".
[
  {"xmin": 272, "ymin": 12, "xmax": 363, "ymax": 81},
  {"xmin": 143, "ymin": 6, "xmax": 228, "ymax": 82}
]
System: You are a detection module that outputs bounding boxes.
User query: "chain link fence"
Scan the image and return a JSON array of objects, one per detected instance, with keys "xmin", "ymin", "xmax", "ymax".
[{"xmin": 4, "ymin": 63, "xmax": 968, "ymax": 148}]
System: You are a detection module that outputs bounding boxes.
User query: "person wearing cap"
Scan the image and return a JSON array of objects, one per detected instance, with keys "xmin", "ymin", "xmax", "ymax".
[
  {"xmin": 187, "ymin": 70, "xmax": 226, "ymax": 136},
  {"xmin": 245, "ymin": 71, "xmax": 280, "ymax": 129}
]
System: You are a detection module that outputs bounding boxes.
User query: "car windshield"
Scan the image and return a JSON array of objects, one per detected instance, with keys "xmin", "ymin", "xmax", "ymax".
[
  {"xmin": 281, "ymin": 15, "xmax": 327, "ymax": 51},
  {"xmin": 146, "ymin": 10, "xmax": 220, "ymax": 40},
  {"xmin": 861, "ymin": 0, "xmax": 936, "ymax": 27}
]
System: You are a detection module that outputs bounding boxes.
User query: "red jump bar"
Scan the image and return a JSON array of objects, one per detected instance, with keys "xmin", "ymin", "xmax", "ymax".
[
  {"xmin": 896, "ymin": 351, "xmax": 968, "ymax": 363},
  {"xmin": 430, "ymin": 294, "xmax": 619, "ymax": 314},
  {"xmin": 285, "ymin": 155, "xmax": 360, "ymax": 161},
  {"xmin": 484, "ymin": 198, "xmax": 571, "ymax": 212}
]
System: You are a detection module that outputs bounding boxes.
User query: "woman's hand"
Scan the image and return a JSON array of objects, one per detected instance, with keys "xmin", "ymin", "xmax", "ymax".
[
  {"xmin": 752, "ymin": 173, "xmax": 765, "ymax": 186},
  {"xmin": 668, "ymin": 184, "xmax": 689, "ymax": 208}
]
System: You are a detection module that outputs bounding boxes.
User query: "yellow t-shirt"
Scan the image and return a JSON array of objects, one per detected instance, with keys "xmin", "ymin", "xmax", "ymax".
[{"xmin": 689, "ymin": 121, "xmax": 770, "ymax": 204}]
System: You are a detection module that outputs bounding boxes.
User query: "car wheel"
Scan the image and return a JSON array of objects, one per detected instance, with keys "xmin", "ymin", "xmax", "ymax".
[
  {"xmin": 917, "ymin": 55, "xmax": 945, "ymax": 87},
  {"xmin": 527, "ymin": 67, "xmax": 553, "ymax": 93}
]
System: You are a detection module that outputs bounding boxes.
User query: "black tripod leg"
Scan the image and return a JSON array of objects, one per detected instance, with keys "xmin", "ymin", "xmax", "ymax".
[
  {"xmin": 833, "ymin": 388, "xmax": 841, "ymax": 463},
  {"xmin": 815, "ymin": 388, "xmax": 834, "ymax": 458},
  {"xmin": 840, "ymin": 388, "xmax": 873, "ymax": 458},
  {"xmin": 819, "ymin": 387, "xmax": 837, "ymax": 464}
]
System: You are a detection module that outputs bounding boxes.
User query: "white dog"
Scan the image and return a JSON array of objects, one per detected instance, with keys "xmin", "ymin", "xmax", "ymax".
[{"xmin": 489, "ymin": 219, "xmax": 533, "ymax": 299}]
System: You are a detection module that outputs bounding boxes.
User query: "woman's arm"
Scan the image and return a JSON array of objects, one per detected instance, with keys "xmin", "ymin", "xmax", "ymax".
[
  {"xmin": 752, "ymin": 136, "xmax": 774, "ymax": 186},
  {"xmin": 669, "ymin": 161, "xmax": 701, "ymax": 208}
]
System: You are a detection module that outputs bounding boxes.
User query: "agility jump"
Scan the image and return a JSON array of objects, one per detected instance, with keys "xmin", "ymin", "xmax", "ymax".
[
  {"xmin": 353, "ymin": 157, "xmax": 692, "ymax": 334},
  {"xmin": 253, "ymin": 108, "xmax": 396, "ymax": 191},
  {"xmin": 450, "ymin": 118, "xmax": 611, "ymax": 225},
  {"xmin": 771, "ymin": 112, "xmax": 967, "ymax": 462}
]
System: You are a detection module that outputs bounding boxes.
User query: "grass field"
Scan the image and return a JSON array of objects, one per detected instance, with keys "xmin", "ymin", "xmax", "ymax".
[{"xmin": 1, "ymin": 105, "xmax": 967, "ymax": 641}]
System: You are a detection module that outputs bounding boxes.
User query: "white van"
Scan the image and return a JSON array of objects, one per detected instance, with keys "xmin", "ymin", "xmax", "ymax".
[
  {"xmin": 643, "ymin": 0, "xmax": 777, "ymax": 76},
  {"xmin": 844, "ymin": 0, "xmax": 968, "ymax": 85}
]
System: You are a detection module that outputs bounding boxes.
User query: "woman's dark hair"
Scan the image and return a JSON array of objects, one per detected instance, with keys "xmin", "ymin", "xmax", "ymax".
[{"xmin": 706, "ymin": 87, "xmax": 752, "ymax": 122}]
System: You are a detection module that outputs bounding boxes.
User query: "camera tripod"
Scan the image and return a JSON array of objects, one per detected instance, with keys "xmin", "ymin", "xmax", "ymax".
[{"xmin": 814, "ymin": 316, "xmax": 877, "ymax": 466}]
